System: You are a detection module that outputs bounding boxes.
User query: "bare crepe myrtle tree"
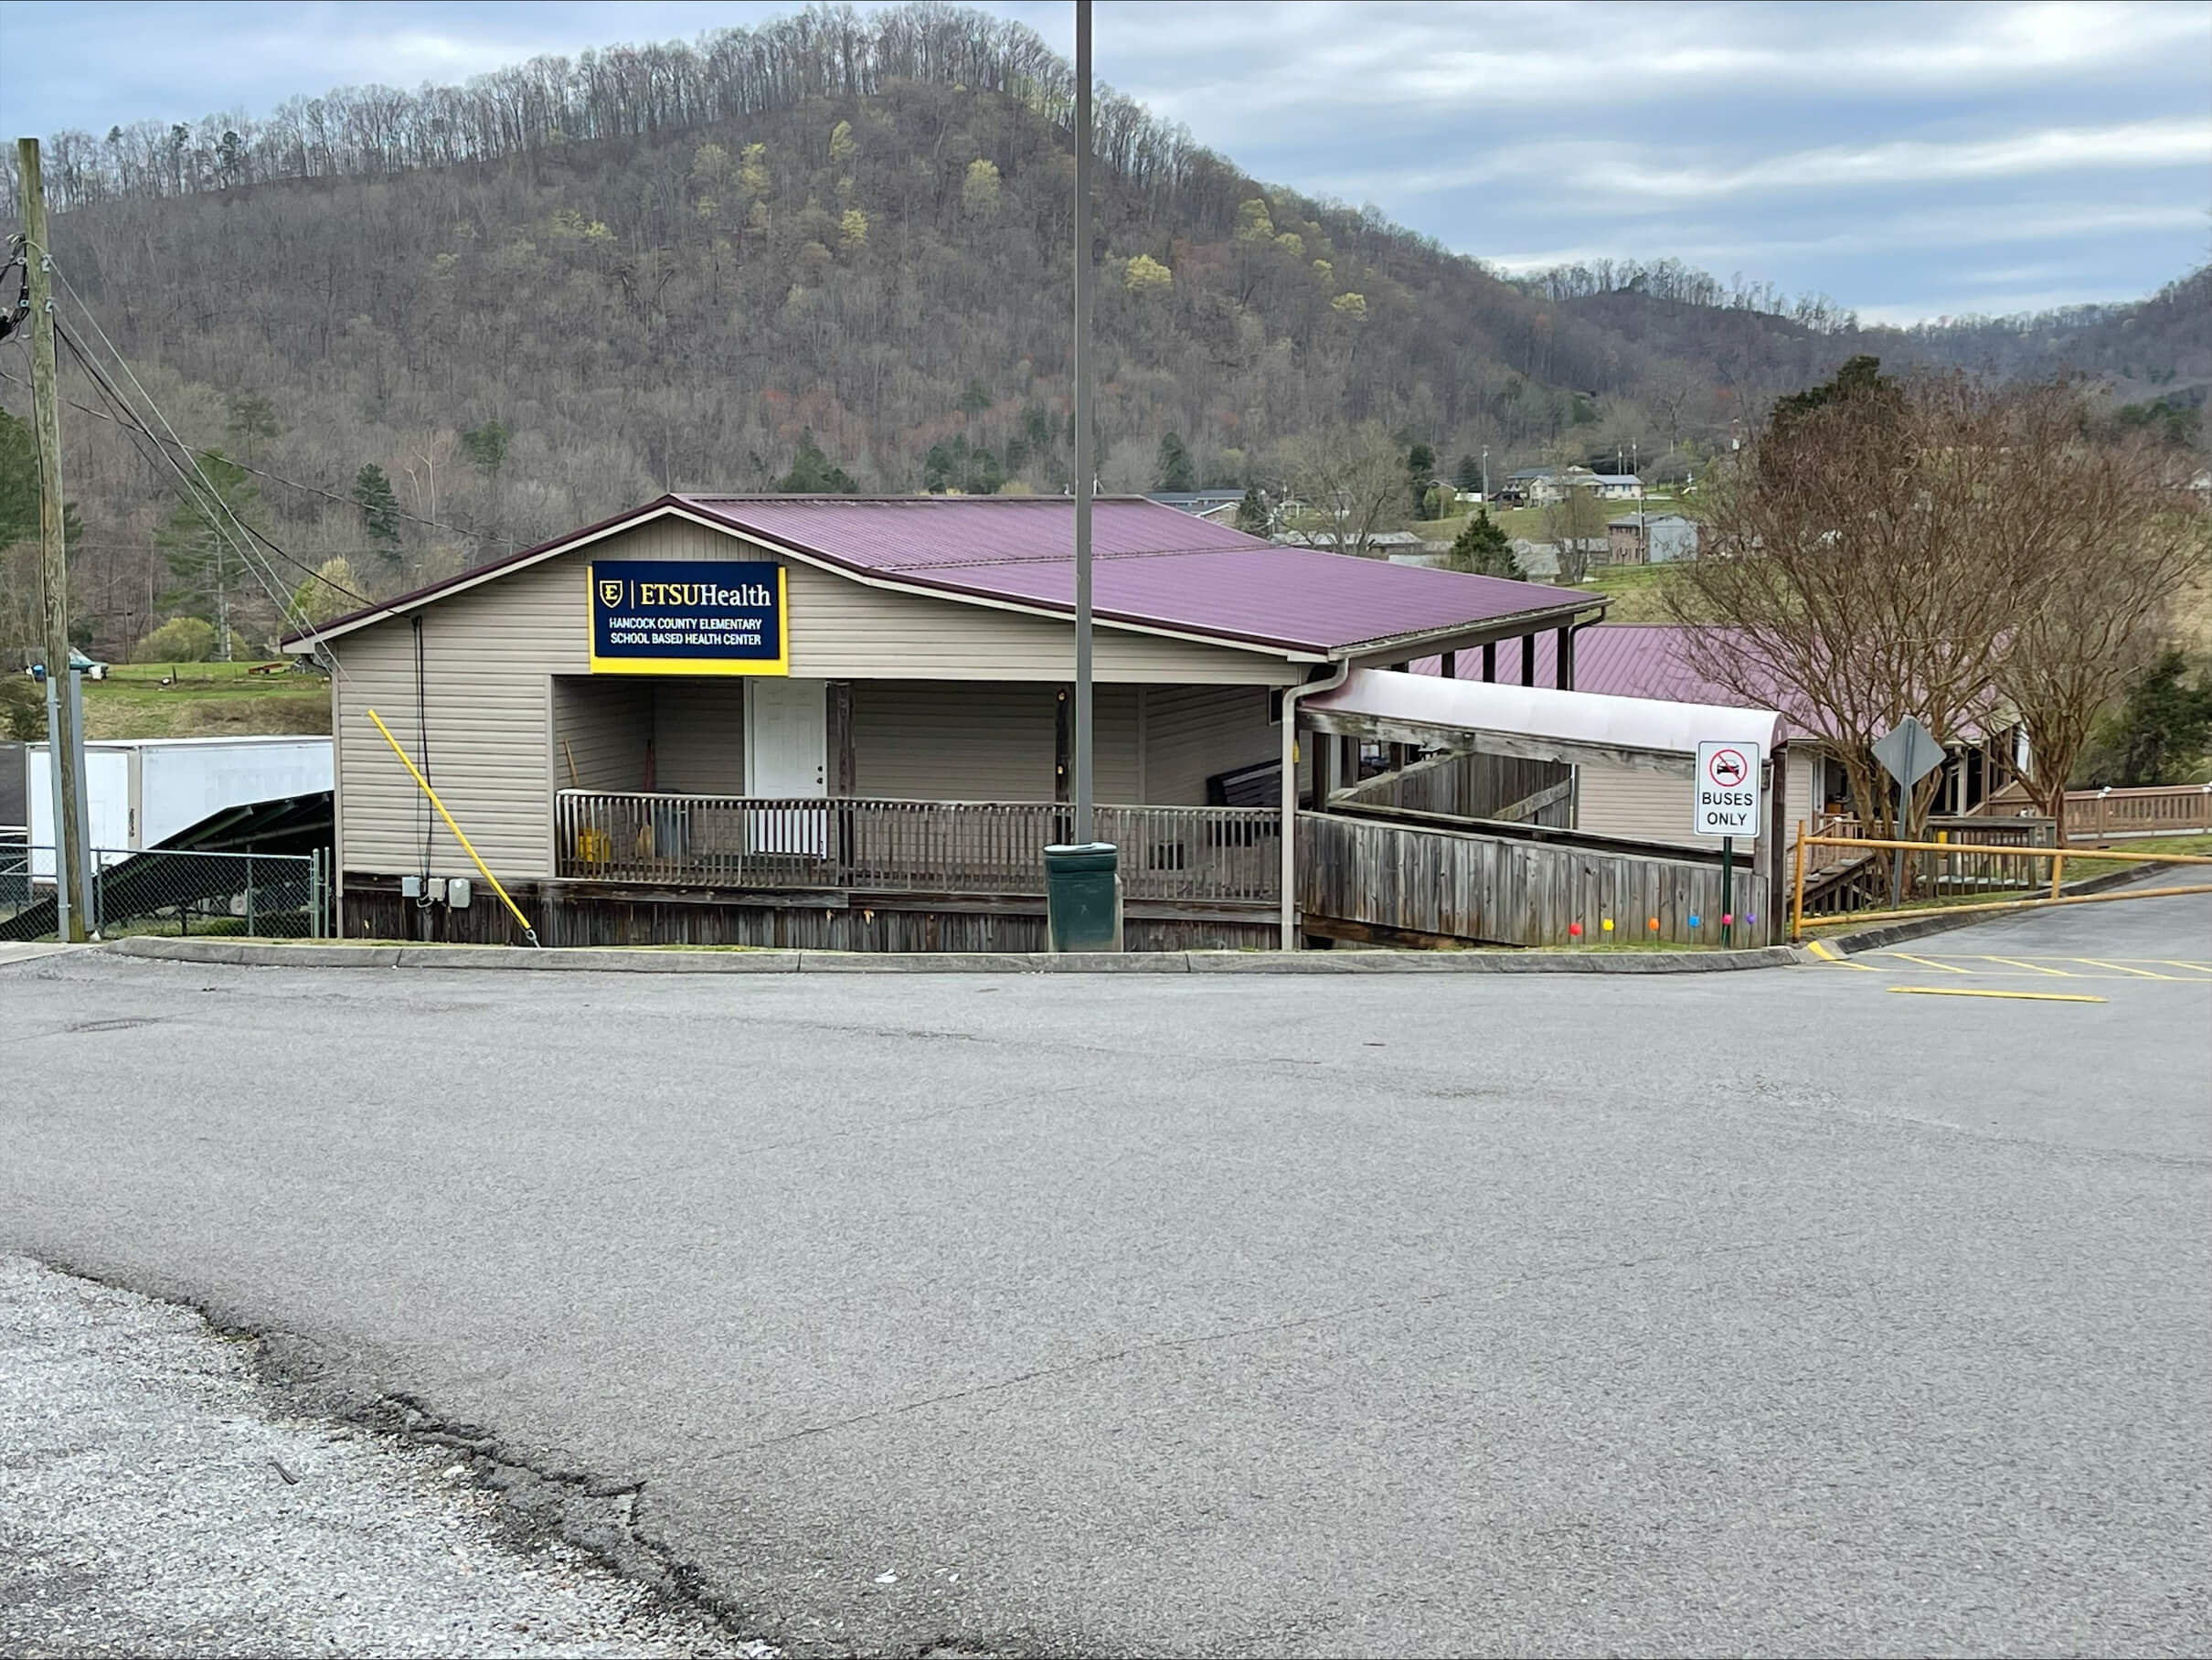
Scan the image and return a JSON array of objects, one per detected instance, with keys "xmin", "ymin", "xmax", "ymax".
[
  {"xmin": 1994, "ymin": 420, "xmax": 2210, "ymax": 837},
  {"xmin": 1664, "ymin": 367, "xmax": 2077, "ymax": 843},
  {"xmin": 1272, "ymin": 420, "xmax": 1411, "ymax": 559}
]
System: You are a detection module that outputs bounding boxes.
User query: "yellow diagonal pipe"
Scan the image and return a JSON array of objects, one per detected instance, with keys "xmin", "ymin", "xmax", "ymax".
[{"xmin": 366, "ymin": 708, "xmax": 540, "ymax": 945}]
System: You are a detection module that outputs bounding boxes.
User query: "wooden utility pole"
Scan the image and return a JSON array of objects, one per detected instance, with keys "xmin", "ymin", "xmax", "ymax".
[{"xmin": 18, "ymin": 137, "xmax": 90, "ymax": 940}]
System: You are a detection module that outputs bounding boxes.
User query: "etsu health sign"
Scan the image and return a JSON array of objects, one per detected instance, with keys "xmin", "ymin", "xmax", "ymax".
[{"xmin": 588, "ymin": 559, "xmax": 788, "ymax": 675}]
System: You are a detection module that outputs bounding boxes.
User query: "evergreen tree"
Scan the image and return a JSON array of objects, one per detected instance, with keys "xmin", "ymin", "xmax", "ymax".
[
  {"xmin": 351, "ymin": 463, "xmax": 402, "ymax": 558},
  {"xmin": 460, "ymin": 420, "xmax": 511, "ymax": 476},
  {"xmin": 1406, "ymin": 442, "xmax": 1438, "ymax": 516},
  {"xmin": 921, "ymin": 434, "xmax": 1003, "ymax": 495},
  {"xmin": 778, "ymin": 429, "xmax": 858, "ymax": 493},
  {"xmin": 1445, "ymin": 508, "xmax": 1519, "ymax": 578},
  {"xmin": 154, "ymin": 451, "xmax": 257, "ymax": 661},
  {"xmin": 1154, "ymin": 431, "xmax": 1195, "ymax": 493},
  {"xmin": 1452, "ymin": 452, "xmax": 1484, "ymax": 493},
  {"xmin": 0, "ymin": 409, "xmax": 83, "ymax": 549},
  {"xmin": 225, "ymin": 392, "xmax": 281, "ymax": 463},
  {"xmin": 1234, "ymin": 485, "xmax": 1270, "ymax": 536},
  {"xmin": 2091, "ymin": 649, "xmax": 2212, "ymax": 786}
]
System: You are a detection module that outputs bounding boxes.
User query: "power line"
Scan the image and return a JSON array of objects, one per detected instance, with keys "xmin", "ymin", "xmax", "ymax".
[
  {"xmin": 56, "ymin": 324, "xmax": 353, "ymax": 608},
  {"xmin": 0, "ymin": 357, "xmax": 503, "ymax": 548},
  {"xmin": 47, "ymin": 283, "xmax": 349, "ymax": 646}
]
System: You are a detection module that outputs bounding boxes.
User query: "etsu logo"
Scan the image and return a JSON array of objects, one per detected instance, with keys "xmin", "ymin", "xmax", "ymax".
[{"xmin": 598, "ymin": 578, "xmax": 627, "ymax": 609}]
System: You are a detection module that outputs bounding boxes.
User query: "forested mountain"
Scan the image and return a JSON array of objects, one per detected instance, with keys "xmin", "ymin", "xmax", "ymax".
[{"xmin": 3, "ymin": 2, "xmax": 2205, "ymax": 658}]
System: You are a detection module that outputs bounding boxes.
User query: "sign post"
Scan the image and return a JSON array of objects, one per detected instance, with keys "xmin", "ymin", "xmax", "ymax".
[
  {"xmin": 1694, "ymin": 740, "xmax": 1763, "ymax": 945},
  {"xmin": 1870, "ymin": 716, "xmax": 1947, "ymax": 909}
]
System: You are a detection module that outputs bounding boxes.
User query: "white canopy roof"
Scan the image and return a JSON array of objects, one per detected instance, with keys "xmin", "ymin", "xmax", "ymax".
[{"xmin": 1303, "ymin": 668, "xmax": 1781, "ymax": 772}]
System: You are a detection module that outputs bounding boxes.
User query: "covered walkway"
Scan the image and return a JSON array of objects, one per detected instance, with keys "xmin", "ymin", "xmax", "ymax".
[{"xmin": 1282, "ymin": 669, "xmax": 1784, "ymax": 948}]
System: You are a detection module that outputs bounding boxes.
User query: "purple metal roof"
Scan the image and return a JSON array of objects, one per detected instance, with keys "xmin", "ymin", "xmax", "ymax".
[
  {"xmin": 678, "ymin": 495, "xmax": 1583, "ymax": 654},
  {"xmin": 290, "ymin": 494, "xmax": 1589, "ymax": 655},
  {"xmin": 1409, "ymin": 624, "xmax": 1819, "ymax": 739}
]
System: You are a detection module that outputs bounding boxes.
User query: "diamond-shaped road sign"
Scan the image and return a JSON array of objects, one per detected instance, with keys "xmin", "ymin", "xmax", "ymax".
[{"xmin": 1872, "ymin": 716, "xmax": 1946, "ymax": 789}]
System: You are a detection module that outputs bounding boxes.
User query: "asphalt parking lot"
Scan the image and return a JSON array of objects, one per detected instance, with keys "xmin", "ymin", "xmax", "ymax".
[{"xmin": 4, "ymin": 894, "xmax": 2207, "ymax": 1656}]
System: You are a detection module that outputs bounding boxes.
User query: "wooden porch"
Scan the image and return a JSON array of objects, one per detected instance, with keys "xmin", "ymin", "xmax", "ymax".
[{"xmin": 553, "ymin": 790, "xmax": 1281, "ymax": 906}]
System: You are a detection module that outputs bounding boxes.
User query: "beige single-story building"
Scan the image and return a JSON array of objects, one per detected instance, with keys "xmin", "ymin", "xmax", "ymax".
[{"xmin": 288, "ymin": 494, "xmax": 1601, "ymax": 949}]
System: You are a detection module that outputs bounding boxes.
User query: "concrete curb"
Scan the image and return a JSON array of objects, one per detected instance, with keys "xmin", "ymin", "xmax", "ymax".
[{"xmin": 103, "ymin": 935, "xmax": 1812, "ymax": 975}]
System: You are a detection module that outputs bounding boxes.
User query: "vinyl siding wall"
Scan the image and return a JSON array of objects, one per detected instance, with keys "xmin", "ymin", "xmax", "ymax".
[
  {"xmin": 1143, "ymin": 685, "xmax": 1281, "ymax": 803},
  {"xmin": 552, "ymin": 678, "xmax": 651, "ymax": 791},
  {"xmin": 652, "ymin": 681, "xmax": 747, "ymax": 793},
  {"xmin": 1572, "ymin": 744, "xmax": 1817, "ymax": 851},
  {"xmin": 333, "ymin": 513, "xmax": 1297, "ymax": 878}
]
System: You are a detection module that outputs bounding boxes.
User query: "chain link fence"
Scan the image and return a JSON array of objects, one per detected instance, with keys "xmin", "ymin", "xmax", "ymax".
[{"xmin": 0, "ymin": 836, "xmax": 331, "ymax": 942}]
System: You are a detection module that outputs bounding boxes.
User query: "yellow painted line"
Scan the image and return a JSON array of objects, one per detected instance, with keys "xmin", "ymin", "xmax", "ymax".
[
  {"xmin": 2072, "ymin": 959, "xmax": 2180, "ymax": 980},
  {"xmin": 2156, "ymin": 961, "xmax": 2212, "ymax": 974},
  {"xmin": 1882, "ymin": 952, "xmax": 1977, "ymax": 974},
  {"xmin": 1982, "ymin": 956, "xmax": 2074, "ymax": 977},
  {"xmin": 1888, "ymin": 986, "xmax": 2107, "ymax": 1004},
  {"xmin": 1806, "ymin": 940, "xmax": 1878, "ymax": 971}
]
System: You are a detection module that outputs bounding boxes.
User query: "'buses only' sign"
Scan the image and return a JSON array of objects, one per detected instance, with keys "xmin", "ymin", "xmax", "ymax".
[{"xmin": 1694, "ymin": 740, "xmax": 1763, "ymax": 838}]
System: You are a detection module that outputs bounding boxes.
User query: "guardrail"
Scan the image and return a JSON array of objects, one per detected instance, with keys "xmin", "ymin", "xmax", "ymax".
[
  {"xmin": 1788, "ymin": 825, "xmax": 2212, "ymax": 939},
  {"xmin": 553, "ymin": 792, "xmax": 1281, "ymax": 905}
]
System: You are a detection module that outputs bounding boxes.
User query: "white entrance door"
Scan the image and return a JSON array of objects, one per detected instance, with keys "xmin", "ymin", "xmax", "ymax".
[{"xmin": 746, "ymin": 679, "xmax": 827, "ymax": 855}]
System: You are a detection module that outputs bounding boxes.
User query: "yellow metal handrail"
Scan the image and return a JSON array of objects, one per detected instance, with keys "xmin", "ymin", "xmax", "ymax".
[
  {"xmin": 367, "ymin": 709, "xmax": 540, "ymax": 945},
  {"xmin": 1789, "ymin": 822, "xmax": 2212, "ymax": 939}
]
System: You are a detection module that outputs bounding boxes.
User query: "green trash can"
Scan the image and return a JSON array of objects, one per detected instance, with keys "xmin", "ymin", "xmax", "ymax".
[{"xmin": 1044, "ymin": 842, "xmax": 1122, "ymax": 952}]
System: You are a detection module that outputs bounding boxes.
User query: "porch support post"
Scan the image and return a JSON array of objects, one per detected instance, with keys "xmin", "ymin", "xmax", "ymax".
[
  {"xmin": 1054, "ymin": 685, "xmax": 1072, "ymax": 804},
  {"xmin": 1556, "ymin": 625, "xmax": 1574, "ymax": 690},
  {"xmin": 830, "ymin": 682, "xmax": 856, "ymax": 794},
  {"xmin": 1521, "ymin": 634, "xmax": 1536, "ymax": 687},
  {"xmin": 1483, "ymin": 642, "xmax": 1496, "ymax": 683},
  {"xmin": 1441, "ymin": 649, "xmax": 1456, "ymax": 680}
]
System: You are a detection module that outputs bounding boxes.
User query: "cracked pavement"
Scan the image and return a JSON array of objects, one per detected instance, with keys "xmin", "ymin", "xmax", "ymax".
[{"xmin": 2, "ymin": 895, "xmax": 2207, "ymax": 1655}]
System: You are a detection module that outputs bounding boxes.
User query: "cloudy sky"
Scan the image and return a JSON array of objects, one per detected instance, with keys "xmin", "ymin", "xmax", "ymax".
[{"xmin": 7, "ymin": 0, "xmax": 2207, "ymax": 323}]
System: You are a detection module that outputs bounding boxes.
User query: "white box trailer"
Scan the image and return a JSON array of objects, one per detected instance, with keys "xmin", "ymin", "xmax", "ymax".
[{"xmin": 25, "ymin": 735, "xmax": 332, "ymax": 879}]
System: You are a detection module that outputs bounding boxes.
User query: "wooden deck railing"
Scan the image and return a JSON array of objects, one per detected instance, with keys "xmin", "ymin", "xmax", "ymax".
[
  {"xmin": 2057, "ymin": 784, "xmax": 2212, "ymax": 840},
  {"xmin": 553, "ymin": 792, "xmax": 1281, "ymax": 904}
]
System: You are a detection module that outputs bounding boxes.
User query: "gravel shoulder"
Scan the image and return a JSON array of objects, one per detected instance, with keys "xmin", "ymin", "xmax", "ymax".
[{"xmin": 0, "ymin": 1253, "xmax": 760, "ymax": 1660}]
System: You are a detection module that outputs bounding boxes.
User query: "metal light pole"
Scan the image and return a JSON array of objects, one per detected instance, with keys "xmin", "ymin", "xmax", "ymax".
[
  {"xmin": 1072, "ymin": 0, "xmax": 1095, "ymax": 847},
  {"xmin": 1480, "ymin": 445, "xmax": 1489, "ymax": 503},
  {"xmin": 1041, "ymin": 0, "xmax": 1119, "ymax": 951}
]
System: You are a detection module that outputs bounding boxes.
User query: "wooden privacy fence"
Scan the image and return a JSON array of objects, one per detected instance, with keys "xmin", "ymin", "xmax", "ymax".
[
  {"xmin": 555, "ymin": 791, "xmax": 1281, "ymax": 904},
  {"xmin": 1298, "ymin": 810, "xmax": 1761, "ymax": 948}
]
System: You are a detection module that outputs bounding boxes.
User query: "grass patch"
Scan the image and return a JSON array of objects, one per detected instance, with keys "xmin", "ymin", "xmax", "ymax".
[
  {"xmin": 2066, "ymin": 834, "xmax": 2212, "ymax": 859},
  {"xmin": 1574, "ymin": 560, "xmax": 1694, "ymax": 622},
  {"xmin": 82, "ymin": 662, "xmax": 329, "ymax": 740}
]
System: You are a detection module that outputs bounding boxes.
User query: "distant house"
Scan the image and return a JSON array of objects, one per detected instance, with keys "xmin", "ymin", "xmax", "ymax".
[
  {"xmin": 1498, "ymin": 465, "xmax": 1631, "ymax": 505},
  {"xmin": 1273, "ymin": 527, "xmax": 1433, "ymax": 558},
  {"xmin": 1607, "ymin": 513, "xmax": 1698, "ymax": 565},
  {"xmin": 1499, "ymin": 467, "xmax": 1569, "ymax": 505},
  {"xmin": 1146, "ymin": 489, "xmax": 1247, "ymax": 526},
  {"xmin": 1504, "ymin": 537, "xmax": 1604, "ymax": 580}
]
